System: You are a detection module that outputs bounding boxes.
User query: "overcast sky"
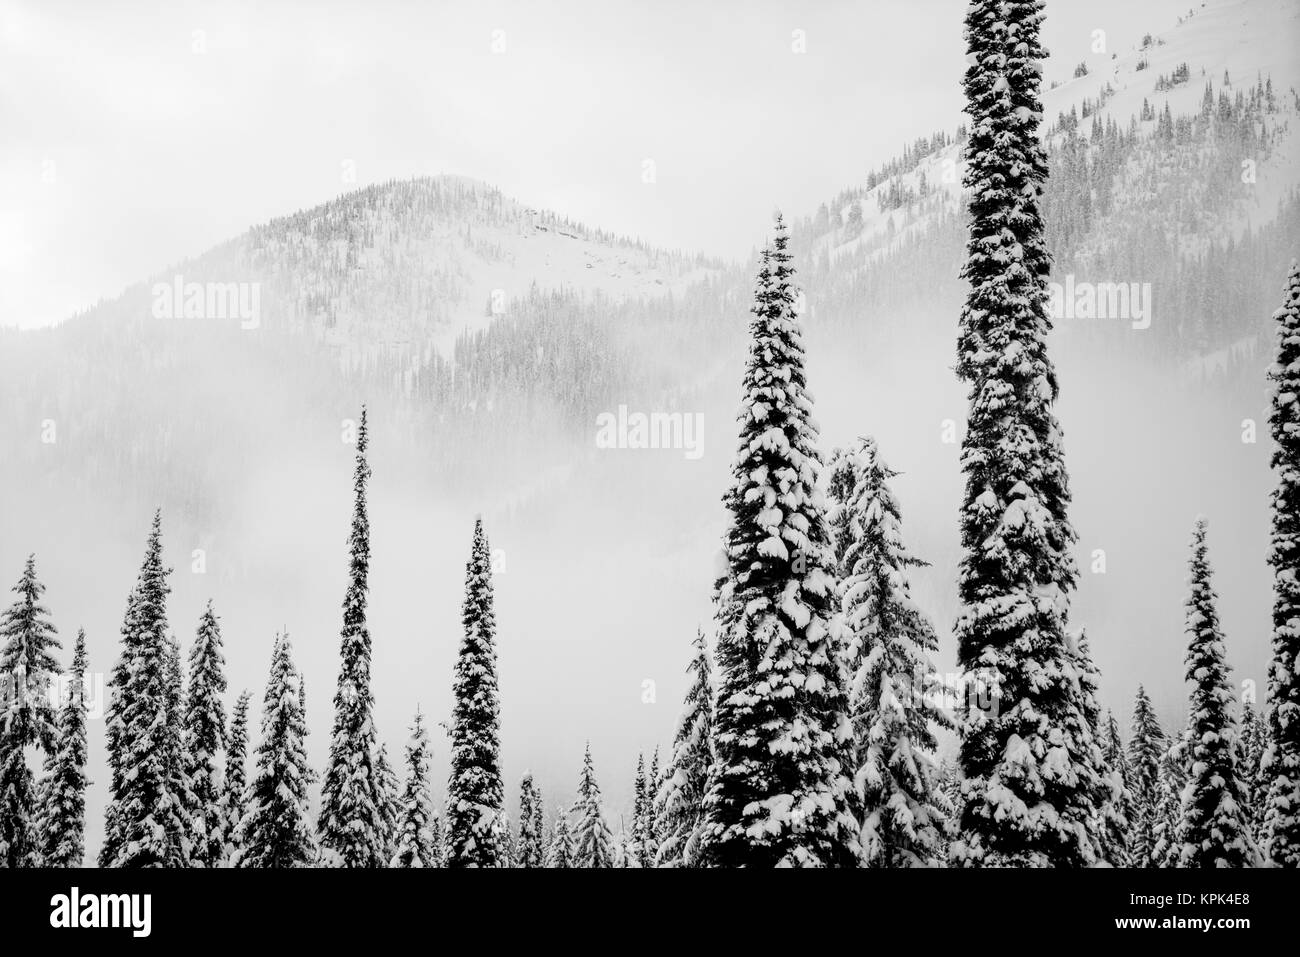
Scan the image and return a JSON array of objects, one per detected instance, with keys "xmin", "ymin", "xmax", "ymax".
[{"xmin": 1, "ymin": 0, "xmax": 1190, "ymax": 329}]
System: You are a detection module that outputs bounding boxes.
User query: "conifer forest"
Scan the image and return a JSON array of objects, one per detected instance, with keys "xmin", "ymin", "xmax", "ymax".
[{"xmin": 3, "ymin": 0, "xmax": 1300, "ymax": 895}]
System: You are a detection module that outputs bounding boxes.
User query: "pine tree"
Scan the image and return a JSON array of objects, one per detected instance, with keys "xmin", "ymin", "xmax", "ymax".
[
  {"xmin": 698, "ymin": 216, "xmax": 857, "ymax": 868},
  {"xmin": 629, "ymin": 753, "xmax": 650, "ymax": 867},
  {"xmin": 101, "ymin": 512, "xmax": 191, "ymax": 868},
  {"xmin": 39, "ymin": 628, "xmax": 88, "ymax": 867},
  {"xmin": 184, "ymin": 601, "xmax": 227, "ymax": 867},
  {"xmin": 1175, "ymin": 520, "xmax": 1258, "ymax": 867},
  {"xmin": 1101, "ymin": 711, "xmax": 1136, "ymax": 866},
  {"xmin": 1074, "ymin": 633, "xmax": 1124, "ymax": 866},
  {"xmin": 952, "ymin": 0, "xmax": 1103, "ymax": 867},
  {"xmin": 517, "ymin": 773, "xmax": 544, "ymax": 868},
  {"xmin": 656, "ymin": 629, "xmax": 714, "ymax": 867},
  {"xmin": 375, "ymin": 742, "xmax": 401, "ymax": 862},
  {"xmin": 828, "ymin": 437, "xmax": 953, "ymax": 867},
  {"xmin": 221, "ymin": 689, "xmax": 252, "ymax": 862},
  {"xmin": 236, "ymin": 633, "xmax": 315, "ymax": 868},
  {"xmin": 446, "ymin": 518, "xmax": 505, "ymax": 868},
  {"xmin": 572, "ymin": 744, "xmax": 614, "ymax": 868},
  {"xmin": 1127, "ymin": 685, "xmax": 1168, "ymax": 867},
  {"xmin": 1264, "ymin": 259, "xmax": 1300, "ymax": 867},
  {"xmin": 318, "ymin": 407, "xmax": 386, "ymax": 868},
  {"xmin": 391, "ymin": 710, "xmax": 435, "ymax": 868},
  {"xmin": 546, "ymin": 811, "xmax": 575, "ymax": 868},
  {"xmin": 0, "ymin": 555, "xmax": 60, "ymax": 867}
]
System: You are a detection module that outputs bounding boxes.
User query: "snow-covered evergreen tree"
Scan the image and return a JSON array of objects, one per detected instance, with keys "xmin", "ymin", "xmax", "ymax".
[
  {"xmin": 391, "ymin": 710, "xmax": 435, "ymax": 868},
  {"xmin": 828, "ymin": 436, "xmax": 953, "ymax": 866},
  {"xmin": 236, "ymin": 633, "xmax": 315, "ymax": 868},
  {"xmin": 546, "ymin": 810, "xmax": 574, "ymax": 868},
  {"xmin": 375, "ymin": 742, "xmax": 401, "ymax": 862},
  {"xmin": 221, "ymin": 689, "xmax": 252, "ymax": 862},
  {"xmin": 101, "ymin": 512, "xmax": 192, "ymax": 868},
  {"xmin": 1175, "ymin": 520, "xmax": 1259, "ymax": 867},
  {"xmin": 428, "ymin": 808, "xmax": 445, "ymax": 868},
  {"xmin": 698, "ymin": 217, "xmax": 857, "ymax": 868},
  {"xmin": 38, "ymin": 628, "xmax": 88, "ymax": 867},
  {"xmin": 1101, "ymin": 711, "xmax": 1136, "ymax": 867},
  {"xmin": 445, "ymin": 517, "xmax": 505, "ymax": 868},
  {"xmin": 572, "ymin": 744, "xmax": 614, "ymax": 868},
  {"xmin": 183, "ymin": 601, "xmax": 227, "ymax": 867},
  {"xmin": 517, "ymin": 772, "xmax": 544, "ymax": 868},
  {"xmin": 629, "ymin": 753, "xmax": 650, "ymax": 867},
  {"xmin": 951, "ymin": 0, "xmax": 1104, "ymax": 867},
  {"xmin": 1264, "ymin": 259, "xmax": 1300, "ymax": 867},
  {"xmin": 1127, "ymin": 685, "xmax": 1168, "ymax": 867},
  {"xmin": 1152, "ymin": 729, "xmax": 1189, "ymax": 867},
  {"xmin": 656, "ymin": 629, "xmax": 714, "ymax": 867},
  {"xmin": 646, "ymin": 746, "xmax": 662, "ymax": 858},
  {"xmin": 0, "ymin": 555, "xmax": 60, "ymax": 867},
  {"xmin": 318, "ymin": 407, "xmax": 386, "ymax": 868},
  {"xmin": 1238, "ymin": 701, "xmax": 1267, "ymax": 840}
]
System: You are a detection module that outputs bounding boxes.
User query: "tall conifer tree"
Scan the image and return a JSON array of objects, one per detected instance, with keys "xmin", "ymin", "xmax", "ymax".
[
  {"xmin": 222, "ymin": 689, "xmax": 252, "ymax": 861},
  {"xmin": 184, "ymin": 601, "xmax": 227, "ymax": 867},
  {"xmin": 391, "ymin": 710, "xmax": 435, "ymax": 868},
  {"xmin": 517, "ymin": 773, "xmax": 544, "ymax": 868},
  {"xmin": 1127, "ymin": 685, "xmax": 1168, "ymax": 867},
  {"xmin": 829, "ymin": 437, "xmax": 953, "ymax": 866},
  {"xmin": 952, "ymin": 0, "xmax": 1103, "ymax": 867},
  {"xmin": 39, "ymin": 628, "xmax": 88, "ymax": 867},
  {"xmin": 102, "ymin": 512, "xmax": 191, "ymax": 868},
  {"xmin": 698, "ymin": 217, "xmax": 857, "ymax": 868},
  {"xmin": 573, "ymin": 744, "xmax": 614, "ymax": 868},
  {"xmin": 1175, "ymin": 520, "xmax": 1258, "ymax": 867},
  {"xmin": 446, "ymin": 518, "xmax": 505, "ymax": 867},
  {"xmin": 236, "ymin": 633, "xmax": 315, "ymax": 868},
  {"xmin": 1264, "ymin": 260, "xmax": 1300, "ymax": 866},
  {"xmin": 318, "ymin": 408, "xmax": 386, "ymax": 867},
  {"xmin": 0, "ymin": 556, "xmax": 60, "ymax": 867}
]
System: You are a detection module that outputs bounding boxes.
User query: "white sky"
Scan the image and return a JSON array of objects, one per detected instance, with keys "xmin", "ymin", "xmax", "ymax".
[{"xmin": 0, "ymin": 0, "xmax": 1191, "ymax": 328}]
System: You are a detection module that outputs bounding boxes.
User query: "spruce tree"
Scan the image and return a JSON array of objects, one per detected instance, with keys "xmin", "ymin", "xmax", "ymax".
[
  {"xmin": 1101, "ymin": 711, "xmax": 1136, "ymax": 867},
  {"xmin": 630, "ymin": 753, "xmax": 650, "ymax": 867},
  {"xmin": 375, "ymin": 742, "xmax": 401, "ymax": 862},
  {"xmin": 318, "ymin": 407, "xmax": 386, "ymax": 867},
  {"xmin": 1264, "ymin": 259, "xmax": 1300, "ymax": 866},
  {"xmin": 517, "ymin": 773, "xmax": 544, "ymax": 868},
  {"xmin": 236, "ymin": 633, "xmax": 315, "ymax": 868},
  {"xmin": 828, "ymin": 437, "xmax": 953, "ymax": 866},
  {"xmin": 952, "ymin": 0, "xmax": 1103, "ymax": 867},
  {"xmin": 1127, "ymin": 685, "xmax": 1168, "ymax": 867},
  {"xmin": 184, "ymin": 601, "xmax": 228, "ymax": 867},
  {"xmin": 698, "ymin": 217, "xmax": 857, "ymax": 868},
  {"xmin": 391, "ymin": 710, "xmax": 435, "ymax": 868},
  {"xmin": 0, "ymin": 555, "xmax": 60, "ymax": 867},
  {"xmin": 39, "ymin": 628, "xmax": 88, "ymax": 867},
  {"xmin": 656, "ymin": 629, "xmax": 714, "ymax": 867},
  {"xmin": 546, "ymin": 811, "xmax": 574, "ymax": 868},
  {"xmin": 222, "ymin": 689, "xmax": 252, "ymax": 862},
  {"xmin": 102, "ymin": 512, "xmax": 191, "ymax": 867},
  {"xmin": 445, "ymin": 518, "xmax": 505, "ymax": 867},
  {"xmin": 1175, "ymin": 520, "xmax": 1259, "ymax": 867},
  {"xmin": 572, "ymin": 744, "xmax": 614, "ymax": 868}
]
